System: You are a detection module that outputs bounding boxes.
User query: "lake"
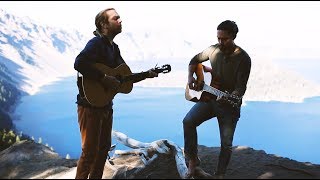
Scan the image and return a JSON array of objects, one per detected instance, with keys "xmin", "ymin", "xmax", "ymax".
[{"xmin": 14, "ymin": 76, "xmax": 320, "ymax": 165}]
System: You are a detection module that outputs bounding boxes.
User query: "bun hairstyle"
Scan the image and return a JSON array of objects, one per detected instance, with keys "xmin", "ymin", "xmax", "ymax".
[
  {"xmin": 93, "ymin": 8, "xmax": 115, "ymax": 37},
  {"xmin": 93, "ymin": 29, "xmax": 102, "ymax": 37},
  {"xmin": 217, "ymin": 20, "xmax": 239, "ymax": 40}
]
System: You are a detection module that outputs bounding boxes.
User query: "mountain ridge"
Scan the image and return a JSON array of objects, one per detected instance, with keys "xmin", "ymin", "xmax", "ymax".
[{"xmin": 1, "ymin": 8, "xmax": 320, "ymax": 103}]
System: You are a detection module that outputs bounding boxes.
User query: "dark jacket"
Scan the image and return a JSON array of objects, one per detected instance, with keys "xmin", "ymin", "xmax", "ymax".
[{"xmin": 74, "ymin": 36, "xmax": 125, "ymax": 108}]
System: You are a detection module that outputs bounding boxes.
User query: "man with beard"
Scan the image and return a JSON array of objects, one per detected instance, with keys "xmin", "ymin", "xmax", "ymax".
[
  {"xmin": 74, "ymin": 8, "xmax": 158, "ymax": 179},
  {"xmin": 183, "ymin": 20, "xmax": 251, "ymax": 178}
]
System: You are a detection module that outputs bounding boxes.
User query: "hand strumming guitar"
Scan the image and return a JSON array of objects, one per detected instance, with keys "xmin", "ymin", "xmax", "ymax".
[
  {"xmin": 188, "ymin": 76, "xmax": 203, "ymax": 91},
  {"xmin": 100, "ymin": 74, "xmax": 121, "ymax": 91}
]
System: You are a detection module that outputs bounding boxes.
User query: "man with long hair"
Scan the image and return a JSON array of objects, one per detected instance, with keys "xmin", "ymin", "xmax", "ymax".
[{"xmin": 74, "ymin": 8, "xmax": 158, "ymax": 179}]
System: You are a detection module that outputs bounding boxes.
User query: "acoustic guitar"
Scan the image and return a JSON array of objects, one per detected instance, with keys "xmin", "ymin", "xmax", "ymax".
[
  {"xmin": 185, "ymin": 63, "xmax": 242, "ymax": 108},
  {"xmin": 185, "ymin": 82, "xmax": 242, "ymax": 108},
  {"xmin": 82, "ymin": 63, "xmax": 171, "ymax": 107}
]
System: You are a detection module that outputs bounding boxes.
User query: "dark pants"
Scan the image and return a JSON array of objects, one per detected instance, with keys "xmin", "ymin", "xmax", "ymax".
[
  {"xmin": 183, "ymin": 100, "xmax": 238, "ymax": 175},
  {"xmin": 75, "ymin": 105, "xmax": 113, "ymax": 179}
]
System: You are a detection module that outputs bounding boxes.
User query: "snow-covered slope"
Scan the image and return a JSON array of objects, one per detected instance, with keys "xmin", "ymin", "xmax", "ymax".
[
  {"xmin": 0, "ymin": 9, "xmax": 86, "ymax": 95},
  {"xmin": 1, "ymin": 8, "xmax": 320, "ymax": 103}
]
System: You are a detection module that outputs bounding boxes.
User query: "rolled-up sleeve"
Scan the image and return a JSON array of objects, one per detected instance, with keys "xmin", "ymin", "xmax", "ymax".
[{"xmin": 189, "ymin": 46, "xmax": 215, "ymax": 65}]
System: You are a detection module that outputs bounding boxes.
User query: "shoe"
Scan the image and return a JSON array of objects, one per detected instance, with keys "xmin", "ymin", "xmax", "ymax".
[
  {"xmin": 186, "ymin": 159, "xmax": 197, "ymax": 179},
  {"xmin": 185, "ymin": 172, "xmax": 193, "ymax": 179},
  {"xmin": 185, "ymin": 156, "xmax": 202, "ymax": 179},
  {"xmin": 194, "ymin": 167, "xmax": 213, "ymax": 179},
  {"xmin": 185, "ymin": 156, "xmax": 201, "ymax": 167},
  {"xmin": 213, "ymin": 172, "xmax": 225, "ymax": 179}
]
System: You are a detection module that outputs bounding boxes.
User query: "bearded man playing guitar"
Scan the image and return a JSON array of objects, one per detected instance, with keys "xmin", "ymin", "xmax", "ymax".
[
  {"xmin": 73, "ymin": 8, "xmax": 171, "ymax": 179},
  {"xmin": 183, "ymin": 20, "xmax": 251, "ymax": 179}
]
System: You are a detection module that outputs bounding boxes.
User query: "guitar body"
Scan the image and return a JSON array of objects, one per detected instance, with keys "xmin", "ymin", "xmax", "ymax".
[
  {"xmin": 82, "ymin": 63, "xmax": 171, "ymax": 108},
  {"xmin": 82, "ymin": 63, "xmax": 134, "ymax": 107},
  {"xmin": 185, "ymin": 63, "xmax": 216, "ymax": 102},
  {"xmin": 185, "ymin": 84, "xmax": 215, "ymax": 102},
  {"xmin": 185, "ymin": 63, "xmax": 241, "ymax": 108}
]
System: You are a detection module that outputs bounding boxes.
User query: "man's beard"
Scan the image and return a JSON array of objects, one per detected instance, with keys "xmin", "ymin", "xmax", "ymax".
[
  {"xmin": 115, "ymin": 27, "xmax": 122, "ymax": 34},
  {"xmin": 110, "ymin": 27, "xmax": 122, "ymax": 37}
]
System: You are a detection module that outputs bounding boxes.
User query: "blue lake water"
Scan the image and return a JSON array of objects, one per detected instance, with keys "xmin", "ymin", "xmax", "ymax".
[{"xmin": 14, "ymin": 76, "xmax": 320, "ymax": 165}]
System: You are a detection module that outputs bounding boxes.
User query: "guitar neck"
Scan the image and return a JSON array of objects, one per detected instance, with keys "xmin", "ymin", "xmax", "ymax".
[
  {"xmin": 118, "ymin": 64, "xmax": 170, "ymax": 83},
  {"xmin": 121, "ymin": 71, "xmax": 149, "ymax": 83},
  {"xmin": 202, "ymin": 84, "xmax": 228, "ymax": 98}
]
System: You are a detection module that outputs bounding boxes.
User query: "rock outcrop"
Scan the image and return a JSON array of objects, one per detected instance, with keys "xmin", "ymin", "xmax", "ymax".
[{"xmin": 1, "ymin": 137, "xmax": 320, "ymax": 179}]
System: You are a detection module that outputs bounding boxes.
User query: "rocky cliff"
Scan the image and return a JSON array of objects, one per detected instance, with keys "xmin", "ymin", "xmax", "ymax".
[{"xmin": 1, "ymin": 138, "xmax": 319, "ymax": 179}]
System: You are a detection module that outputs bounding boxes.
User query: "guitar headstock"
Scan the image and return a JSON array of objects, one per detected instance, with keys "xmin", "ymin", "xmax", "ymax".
[{"xmin": 153, "ymin": 64, "xmax": 171, "ymax": 74}]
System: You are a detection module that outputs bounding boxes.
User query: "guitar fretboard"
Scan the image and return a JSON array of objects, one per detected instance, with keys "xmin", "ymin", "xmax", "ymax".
[
  {"xmin": 121, "ymin": 64, "xmax": 171, "ymax": 83},
  {"xmin": 203, "ymin": 84, "xmax": 228, "ymax": 98},
  {"xmin": 121, "ymin": 72, "xmax": 148, "ymax": 82}
]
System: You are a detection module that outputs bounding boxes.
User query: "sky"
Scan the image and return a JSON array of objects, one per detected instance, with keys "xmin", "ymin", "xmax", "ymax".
[{"xmin": 1, "ymin": 1, "xmax": 320, "ymax": 60}]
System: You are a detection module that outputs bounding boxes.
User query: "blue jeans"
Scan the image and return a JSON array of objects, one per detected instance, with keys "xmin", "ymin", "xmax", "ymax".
[{"xmin": 183, "ymin": 100, "xmax": 239, "ymax": 175}]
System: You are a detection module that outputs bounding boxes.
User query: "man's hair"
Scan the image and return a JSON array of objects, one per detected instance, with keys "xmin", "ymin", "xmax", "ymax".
[
  {"xmin": 217, "ymin": 20, "xmax": 239, "ymax": 40},
  {"xmin": 93, "ymin": 8, "xmax": 115, "ymax": 36}
]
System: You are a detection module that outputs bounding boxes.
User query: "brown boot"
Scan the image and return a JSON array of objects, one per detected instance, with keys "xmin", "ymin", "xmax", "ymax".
[
  {"xmin": 213, "ymin": 172, "xmax": 225, "ymax": 179},
  {"xmin": 194, "ymin": 167, "xmax": 214, "ymax": 179},
  {"xmin": 186, "ymin": 158, "xmax": 197, "ymax": 178}
]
